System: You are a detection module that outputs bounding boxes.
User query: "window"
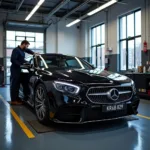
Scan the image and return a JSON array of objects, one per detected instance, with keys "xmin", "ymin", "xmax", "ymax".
[
  {"xmin": 6, "ymin": 49, "xmax": 13, "ymax": 57},
  {"xmin": 119, "ymin": 10, "xmax": 141, "ymax": 71},
  {"xmin": 25, "ymin": 56, "xmax": 35, "ymax": 67},
  {"xmin": 26, "ymin": 37, "xmax": 35, "ymax": 42},
  {"xmin": 66, "ymin": 59, "xmax": 80, "ymax": 68},
  {"xmin": 36, "ymin": 56, "xmax": 48, "ymax": 69},
  {"xmin": 91, "ymin": 24, "xmax": 105, "ymax": 69},
  {"xmin": 80, "ymin": 59, "xmax": 94, "ymax": 70},
  {"xmin": 5, "ymin": 31, "xmax": 44, "ymax": 84},
  {"xmin": 37, "ymin": 55, "xmax": 93, "ymax": 70},
  {"xmin": 16, "ymin": 36, "xmax": 25, "ymax": 41},
  {"xmin": 37, "ymin": 57, "xmax": 44, "ymax": 68}
]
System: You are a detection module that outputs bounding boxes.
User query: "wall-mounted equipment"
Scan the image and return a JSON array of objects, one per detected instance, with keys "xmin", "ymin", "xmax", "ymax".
[
  {"xmin": 143, "ymin": 40, "xmax": 148, "ymax": 53},
  {"xmin": 107, "ymin": 47, "xmax": 113, "ymax": 53}
]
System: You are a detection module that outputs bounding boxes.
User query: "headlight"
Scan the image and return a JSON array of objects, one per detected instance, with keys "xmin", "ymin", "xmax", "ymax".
[
  {"xmin": 131, "ymin": 80, "xmax": 136, "ymax": 94},
  {"xmin": 53, "ymin": 81, "xmax": 80, "ymax": 95}
]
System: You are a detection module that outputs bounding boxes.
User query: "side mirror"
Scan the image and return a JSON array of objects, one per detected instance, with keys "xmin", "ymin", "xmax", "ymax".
[{"xmin": 21, "ymin": 63, "xmax": 31, "ymax": 69}]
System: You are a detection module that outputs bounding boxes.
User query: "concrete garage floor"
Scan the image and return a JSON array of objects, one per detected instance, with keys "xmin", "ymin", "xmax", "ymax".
[{"xmin": 0, "ymin": 86, "xmax": 150, "ymax": 150}]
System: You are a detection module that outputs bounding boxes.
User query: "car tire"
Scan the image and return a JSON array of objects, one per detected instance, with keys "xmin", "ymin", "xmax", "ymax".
[{"xmin": 35, "ymin": 83, "xmax": 50, "ymax": 124}]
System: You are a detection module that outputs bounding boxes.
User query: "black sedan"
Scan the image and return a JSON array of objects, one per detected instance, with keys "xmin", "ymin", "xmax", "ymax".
[{"xmin": 19, "ymin": 54, "xmax": 140, "ymax": 124}]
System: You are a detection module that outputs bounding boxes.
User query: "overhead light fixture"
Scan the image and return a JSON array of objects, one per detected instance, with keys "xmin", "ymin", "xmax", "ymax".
[
  {"xmin": 87, "ymin": 0, "xmax": 117, "ymax": 16},
  {"xmin": 25, "ymin": 0, "xmax": 45, "ymax": 21},
  {"xmin": 66, "ymin": 19, "xmax": 81, "ymax": 27},
  {"xmin": 66, "ymin": 0, "xmax": 118, "ymax": 28}
]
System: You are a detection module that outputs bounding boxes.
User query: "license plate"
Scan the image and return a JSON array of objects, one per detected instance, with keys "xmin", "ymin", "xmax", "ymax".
[{"xmin": 102, "ymin": 104, "xmax": 126, "ymax": 112}]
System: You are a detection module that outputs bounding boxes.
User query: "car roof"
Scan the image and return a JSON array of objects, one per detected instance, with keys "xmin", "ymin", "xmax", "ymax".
[
  {"xmin": 40, "ymin": 53, "xmax": 78, "ymax": 58},
  {"xmin": 26, "ymin": 53, "xmax": 80, "ymax": 60},
  {"xmin": 41, "ymin": 53, "xmax": 63, "ymax": 56}
]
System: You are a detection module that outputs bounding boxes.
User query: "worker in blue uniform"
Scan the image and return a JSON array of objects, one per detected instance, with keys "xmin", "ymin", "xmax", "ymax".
[{"xmin": 10, "ymin": 40, "xmax": 35, "ymax": 105}]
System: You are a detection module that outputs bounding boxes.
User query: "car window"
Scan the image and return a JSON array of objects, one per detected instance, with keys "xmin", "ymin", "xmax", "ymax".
[
  {"xmin": 25, "ymin": 56, "xmax": 34, "ymax": 66},
  {"xmin": 40, "ymin": 55, "xmax": 94, "ymax": 70},
  {"xmin": 37, "ymin": 57, "xmax": 44, "ymax": 68},
  {"xmin": 66, "ymin": 59, "xmax": 81, "ymax": 68},
  {"xmin": 36, "ymin": 56, "xmax": 48, "ymax": 69},
  {"xmin": 25, "ymin": 56, "xmax": 33, "ymax": 62},
  {"xmin": 45, "ymin": 59, "xmax": 59, "ymax": 68},
  {"xmin": 80, "ymin": 59, "xmax": 94, "ymax": 70},
  {"xmin": 29, "ymin": 59, "xmax": 34, "ymax": 65}
]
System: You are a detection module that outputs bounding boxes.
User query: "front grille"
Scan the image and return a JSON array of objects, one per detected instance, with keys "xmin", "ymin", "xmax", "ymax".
[{"xmin": 87, "ymin": 86, "xmax": 133, "ymax": 104}]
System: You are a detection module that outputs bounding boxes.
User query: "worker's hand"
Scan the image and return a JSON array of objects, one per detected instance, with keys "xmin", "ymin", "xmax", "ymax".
[{"xmin": 34, "ymin": 52, "xmax": 40, "ymax": 56}]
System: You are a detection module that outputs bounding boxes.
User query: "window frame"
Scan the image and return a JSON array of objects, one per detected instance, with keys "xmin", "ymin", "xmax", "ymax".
[
  {"xmin": 119, "ymin": 9, "xmax": 141, "ymax": 71},
  {"xmin": 91, "ymin": 23, "xmax": 105, "ymax": 69}
]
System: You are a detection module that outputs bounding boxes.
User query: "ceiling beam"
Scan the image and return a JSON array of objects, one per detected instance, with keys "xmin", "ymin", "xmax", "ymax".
[
  {"xmin": 80, "ymin": 2, "xmax": 101, "ymax": 16},
  {"xmin": 70, "ymin": 0, "xmax": 100, "ymax": 4},
  {"xmin": 70, "ymin": 0, "xmax": 87, "ymax": 2},
  {"xmin": 46, "ymin": 0, "xmax": 71, "ymax": 20},
  {"xmin": 90, "ymin": 0, "xmax": 106, "ymax": 4},
  {"xmin": 62, "ymin": 0, "xmax": 91, "ymax": 19},
  {"xmin": 0, "ymin": 8, "xmax": 47, "ymax": 17},
  {"xmin": 0, "ymin": 1, "xmax": 70, "ymax": 12},
  {"xmin": 16, "ymin": 0, "xmax": 24, "ymax": 12}
]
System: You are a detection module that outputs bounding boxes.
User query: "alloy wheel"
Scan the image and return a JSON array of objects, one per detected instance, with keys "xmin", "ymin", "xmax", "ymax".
[{"xmin": 35, "ymin": 86, "xmax": 46, "ymax": 120}]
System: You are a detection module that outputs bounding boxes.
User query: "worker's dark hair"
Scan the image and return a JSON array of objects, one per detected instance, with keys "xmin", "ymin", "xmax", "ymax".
[{"xmin": 21, "ymin": 40, "xmax": 30, "ymax": 45}]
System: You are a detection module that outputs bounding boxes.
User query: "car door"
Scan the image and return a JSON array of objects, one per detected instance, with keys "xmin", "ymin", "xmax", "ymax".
[
  {"xmin": 19, "ymin": 56, "xmax": 36, "ymax": 106},
  {"xmin": 19, "ymin": 56, "xmax": 32, "ymax": 99},
  {"xmin": 27, "ymin": 56, "xmax": 41, "ymax": 106}
]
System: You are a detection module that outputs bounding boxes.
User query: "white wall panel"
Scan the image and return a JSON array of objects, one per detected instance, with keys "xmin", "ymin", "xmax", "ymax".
[
  {"xmin": 57, "ymin": 20, "xmax": 80, "ymax": 56},
  {"xmin": 46, "ymin": 24, "xmax": 57, "ymax": 53},
  {"xmin": 46, "ymin": 19, "xmax": 80, "ymax": 56}
]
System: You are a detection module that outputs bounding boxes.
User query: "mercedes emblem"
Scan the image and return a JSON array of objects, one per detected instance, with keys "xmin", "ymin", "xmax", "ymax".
[{"xmin": 107, "ymin": 88, "xmax": 119, "ymax": 101}]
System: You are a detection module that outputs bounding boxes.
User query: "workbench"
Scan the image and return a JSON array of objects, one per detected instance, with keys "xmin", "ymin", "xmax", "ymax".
[{"xmin": 126, "ymin": 73, "xmax": 150, "ymax": 99}]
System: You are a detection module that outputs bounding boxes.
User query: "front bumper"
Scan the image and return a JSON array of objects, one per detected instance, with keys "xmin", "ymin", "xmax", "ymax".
[{"xmin": 51, "ymin": 96, "xmax": 140, "ymax": 124}]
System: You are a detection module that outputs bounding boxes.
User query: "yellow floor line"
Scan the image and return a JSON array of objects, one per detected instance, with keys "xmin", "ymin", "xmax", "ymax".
[
  {"xmin": 137, "ymin": 114, "xmax": 150, "ymax": 120},
  {"xmin": 0, "ymin": 95, "xmax": 35, "ymax": 139}
]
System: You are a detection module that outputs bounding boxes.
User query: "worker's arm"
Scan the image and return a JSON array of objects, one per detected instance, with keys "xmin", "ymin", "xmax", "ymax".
[
  {"xmin": 25, "ymin": 49, "xmax": 35, "ymax": 55},
  {"xmin": 11, "ymin": 49, "xmax": 23, "ymax": 67}
]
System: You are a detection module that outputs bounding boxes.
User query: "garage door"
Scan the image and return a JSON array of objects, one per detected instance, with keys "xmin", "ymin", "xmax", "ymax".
[{"xmin": 5, "ymin": 31, "xmax": 44, "ymax": 84}]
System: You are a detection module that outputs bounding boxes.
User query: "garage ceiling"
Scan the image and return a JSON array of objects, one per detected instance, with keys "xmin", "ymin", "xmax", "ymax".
[{"xmin": 0, "ymin": 0, "xmax": 122, "ymax": 21}]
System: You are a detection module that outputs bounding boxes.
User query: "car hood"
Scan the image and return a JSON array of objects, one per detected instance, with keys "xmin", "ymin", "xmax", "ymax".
[{"xmin": 45, "ymin": 68, "xmax": 131, "ymax": 85}]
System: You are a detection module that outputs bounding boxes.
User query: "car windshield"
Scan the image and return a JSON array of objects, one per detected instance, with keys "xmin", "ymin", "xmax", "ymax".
[{"xmin": 38, "ymin": 55, "xmax": 93, "ymax": 70}]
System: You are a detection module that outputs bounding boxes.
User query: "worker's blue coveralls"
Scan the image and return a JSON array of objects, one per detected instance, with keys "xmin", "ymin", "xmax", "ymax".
[{"xmin": 10, "ymin": 46, "xmax": 34, "ymax": 101}]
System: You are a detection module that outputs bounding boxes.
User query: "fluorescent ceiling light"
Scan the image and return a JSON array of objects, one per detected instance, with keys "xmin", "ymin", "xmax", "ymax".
[
  {"xmin": 66, "ymin": 19, "xmax": 81, "ymax": 27},
  {"xmin": 87, "ymin": 0, "xmax": 117, "ymax": 16},
  {"xmin": 25, "ymin": 0, "xmax": 45, "ymax": 21}
]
